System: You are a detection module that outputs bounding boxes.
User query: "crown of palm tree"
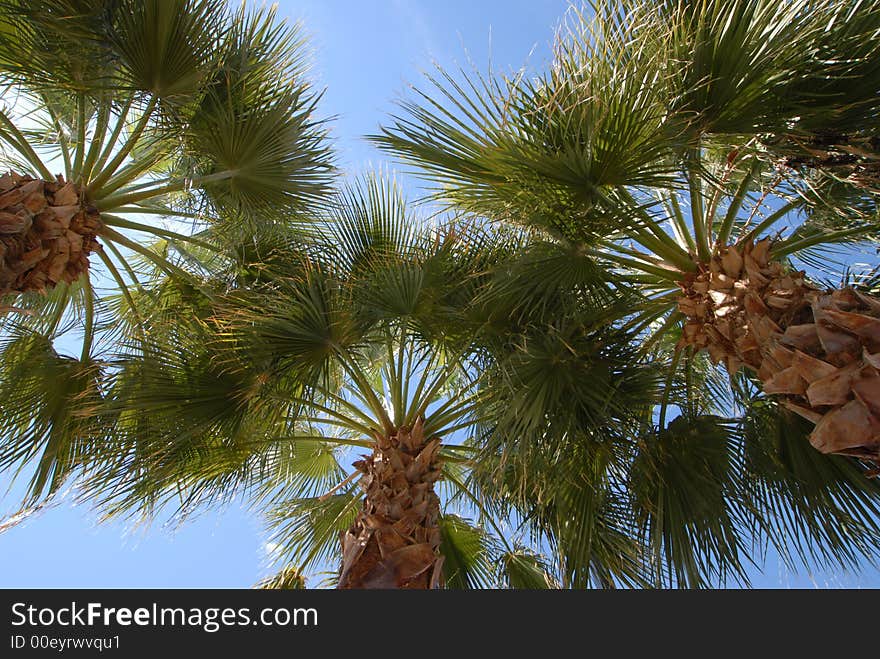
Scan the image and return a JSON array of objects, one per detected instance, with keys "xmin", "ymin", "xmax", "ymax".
[{"xmin": 0, "ymin": 0, "xmax": 334, "ymax": 507}]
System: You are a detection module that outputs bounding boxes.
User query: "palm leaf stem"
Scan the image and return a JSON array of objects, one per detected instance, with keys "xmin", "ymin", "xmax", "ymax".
[
  {"xmin": 110, "ymin": 206, "xmax": 206, "ymax": 220},
  {"xmin": 619, "ymin": 188, "xmax": 694, "ymax": 270},
  {"xmin": 667, "ymin": 192, "xmax": 697, "ymax": 253},
  {"xmin": 88, "ymin": 97, "xmax": 157, "ymax": 195},
  {"xmin": 41, "ymin": 98, "xmax": 72, "ymax": 179},
  {"xmin": 100, "ymin": 214, "xmax": 215, "ymax": 251},
  {"xmin": 95, "ymin": 248, "xmax": 145, "ymax": 342},
  {"xmin": 72, "ymin": 93, "xmax": 86, "ymax": 177},
  {"xmin": 444, "ymin": 468, "xmax": 514, "ymax": 554},
  {"xmin": 334, "ymin": 353, "xmax": 393, "ymax": 433},
  {"xmin": 95, "ymin": 170, "xmax": 236, "ymax": 210},
  {"xmin": 587, "ymin": 247, "xmax": 681, "ymax": 280},
  {"xmin": 687, "ymin": 149, "xmax": 711, "ymax": 261},
  {"xmin": 422, "ymin": 386, "xmax": 483, "ymax": 438},
  {"xmin": 100, "ymin": 226, "xmax": 196, "ymax": 281},
  {"xmin": 81, "ymin": 100, "xmax": 111, "ymax": 183},
  {"xmin": 98, "ymin": 148, "xmax": 167, "ymax": 196},
  {"xmin": 79, "ymin": 271, "xmax": 95, "ymax": 362},
  {"xmin": 771, "ymin": 225, "xmax": 875, "ymax": 258},
  {"xmin": 102, "ymin": 239, "xmax": 143, "ymax": 289},
  {"xmin": 626, "ymin": 224, "xmax": 696, "ymax": 272},
  {"xmin": 716, "ymin": 159, "xmax": 761, "ymax": 248},
  {"xmin": 0, "ymin": 109, "xmax": 54, "ymax": 179},
  {"xmin": 286, "ymin": 388, "xmax": 383, "ymax": 434},
  {"xmin": 91, "ymin": 97, "xmax": 134, "ymax": 178}
]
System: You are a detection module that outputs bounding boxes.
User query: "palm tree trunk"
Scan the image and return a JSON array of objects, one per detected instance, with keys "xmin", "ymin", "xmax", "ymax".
[
  {"xmin": 338, "ymin": 418, "xmax": 444, "ymax": 589},
  {"xmin": 677, "ymin": 238, "xmax": 880, "ymax": 463},
  {"xmin": 0, "ymin": 172, "xmax": 100, "ymax": 297}
]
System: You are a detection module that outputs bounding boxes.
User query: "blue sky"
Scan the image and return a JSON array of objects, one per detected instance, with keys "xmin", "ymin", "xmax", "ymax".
[{"xmin": 1, "ymin": 0, "xmax": 879, "ymax": 589}]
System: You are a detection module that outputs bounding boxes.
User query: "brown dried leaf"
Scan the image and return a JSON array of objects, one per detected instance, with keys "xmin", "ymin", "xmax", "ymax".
[
  {"xmin": 830, "ymin": 288, "xmax": 862, "ymax": 310},
  {"xmin": 386, "ymin": 543, "xmax": 436, "ymax": 581},
  {"xmin": 780, "ymin": 324, "xmax": 821, "ymax": 352},
  {"xmin": 853, "ymin": 373, "xmax": 880, "ymax": 417},
  {"xmin": 50, "ymin": 205, "xmax": 79, "ymax": 228},
  {"xmin": 751, "ymin": 238, "xmax": 772, "ymax": 267},
  {"xmin": 764, "ymin": 366, "xmax": 806, "ymax": 395},
  {"xmin": 809, "ymin": 399, "xmax": 880, "ymax": 454},
  {"xmin": 822, "ymin": 308, "xmax": 880, "ymax": 344},
  {"xmin": 706, "ymin": 341, "xmax": 727, "ymax": 364},
  {"xmin": 0, "ymin": 187, "xmax": 25, "ymax": 208},
  {"xmin": 853, "ymin": 289, "xmax": 880, "ymax": 315},
  {"xmin": 0, "ymin": 211, "xmax": 28, "ymax": 234},
  {"xmin": 678, "ymin": 297, "xmax": 705, "ymax": 316},
  {"xmin": 22, "ymin": 191, "xmax": 47, "ymax": 214},
  {"xmin": 769, "ymin": 343, "xmax": 794, "ymax": 369},
  {"xmin": 783, "ymin": 401, "xmax": 823, "ymax": 423},
  {"xmin": 744, "ymin": 254, "xmax": 768, "ymax": 285},
  {"xmin": 52, "ymin": 182, "xmax": 79, "ymax": 206},
  {"xmin": 709, "ymin": 272, "xmax": 734, "ymax": 290},
  {"xmin": 726, "ymin": 355, "xmax": 742, "ymax": 374},
  {"xmin": 752, "ymin": 315, "xmax": 782, "ymax": 343},
  {"xmin": 792, "ymin": 350, "xmax": 837, "ymax": 383},
  {"xmin": 708, "ymin": 290, "xmax": 734, "ymax": 308},
  {"xmin": 720, "ymin": 248, "xmax": 743, "ymax": 278},
  {"xmin": 744, "ymin": 292, "xmax": 769, "ymax": 315},
  {"xmin": 430, "ymin": 556, "xmax": 444, "ymax": 589},
  {"xmin": 815, "ymin": 323, "xmax": 861, "ymax": 362},
  {"xmin": 375, "ymin": 528, "xmax": 408, "ymax": 558},
  {"xmin": 765, "ymin": 295, "xmax": 795, "ymax": 310},
  {"xmin": 805, "ymin": 363, "xmax": 860, "ymax": 407}
]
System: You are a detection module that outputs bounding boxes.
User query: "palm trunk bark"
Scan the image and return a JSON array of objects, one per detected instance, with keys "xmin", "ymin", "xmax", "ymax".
[
  {"xmin": 0, "ymin": 172, "xmax": 100, "ymax": 298},
  {"xmin": 677, "ymin": 238, "xmax": 880, "ymax": 463},
  {"xmin": 338, "ymin": 418, "xmax": 444, "ymax": 589}
]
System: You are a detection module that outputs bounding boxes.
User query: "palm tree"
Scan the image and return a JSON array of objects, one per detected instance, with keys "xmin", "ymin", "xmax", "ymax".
[
  {"xmin": 0, "ymin": 0, "xmax": 330, "ymax": 303},
  {"xmin": 70, "ymin": 175, "xmax": 641, "ymax": 588},
  {"xmin": 0, "ymin": 0, "xmax": 332, "ymax": 510},
  {"xmin": 373, "ymin": 0, "xmax": 880, "ymax": 464}
]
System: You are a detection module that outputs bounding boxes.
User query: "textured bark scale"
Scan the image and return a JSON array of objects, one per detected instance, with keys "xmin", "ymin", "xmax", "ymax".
[
  {"xmin": 0, "ymin": 172, "xmax": 100, "ymax": 298},
  {"xmin": 338, "ymin": 418, "xmax": 444, "ymax": 589},
  {"xmin": 677, "ymin": 238, "xmax": 880, "ymax": 464}
]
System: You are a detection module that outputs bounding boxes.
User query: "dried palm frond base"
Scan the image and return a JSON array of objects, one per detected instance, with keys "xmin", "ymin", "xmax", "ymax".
[
  {"xmin": 338, "ymin": 418, "xmax": 444, "ymax": 589},
  {"xmin": 678, "ymin": 238, "xmax": 880, "ymax": 464},
  {"xmin": 0, "ymin": 172, "xmax": 100, "ymax": 298},
  {"xmin": 780, "ymin": 133, "xmax": 880, "ymax": 194}
]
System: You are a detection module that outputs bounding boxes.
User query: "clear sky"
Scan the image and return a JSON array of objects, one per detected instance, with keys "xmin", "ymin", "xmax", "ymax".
[{"xmin": 1, "ymin": 0, "xmax": 879, "ymax": 589}]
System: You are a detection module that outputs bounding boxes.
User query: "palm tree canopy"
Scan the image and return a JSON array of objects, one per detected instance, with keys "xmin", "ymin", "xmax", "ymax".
[
  {"xmin": 375, "ymin": 0, "xmax": 880, "ymax": 225},
  {"xmin": 0, "ymin": 0, "xmax": 334, "ymax": 361},
  {"xmin": 0, "ymin": 0, "xmax": 334, "ymax": 505},
  {"xmin": 13, "ymin": 164, "xmax": 871, "ymax": 589},
  {"xmin": 3, "ymin": 0, "xmax": 880, "ymax": 589}
]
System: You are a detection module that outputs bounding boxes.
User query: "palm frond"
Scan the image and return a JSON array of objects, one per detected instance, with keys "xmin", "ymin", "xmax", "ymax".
[
  {"xmin": 438, "ymin": 514, "xmax": 498, "ymax": 589},
  {"xmin": 0, "ymin": 328, "xmax": 103, "ymax": 503},
  {"xmin": 630, "ymin": 414, "xmax": 752, "ymax": 588},
  {"xmin": 742, "ymin": 398, "xmax": 880, "ymax": 572}
]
